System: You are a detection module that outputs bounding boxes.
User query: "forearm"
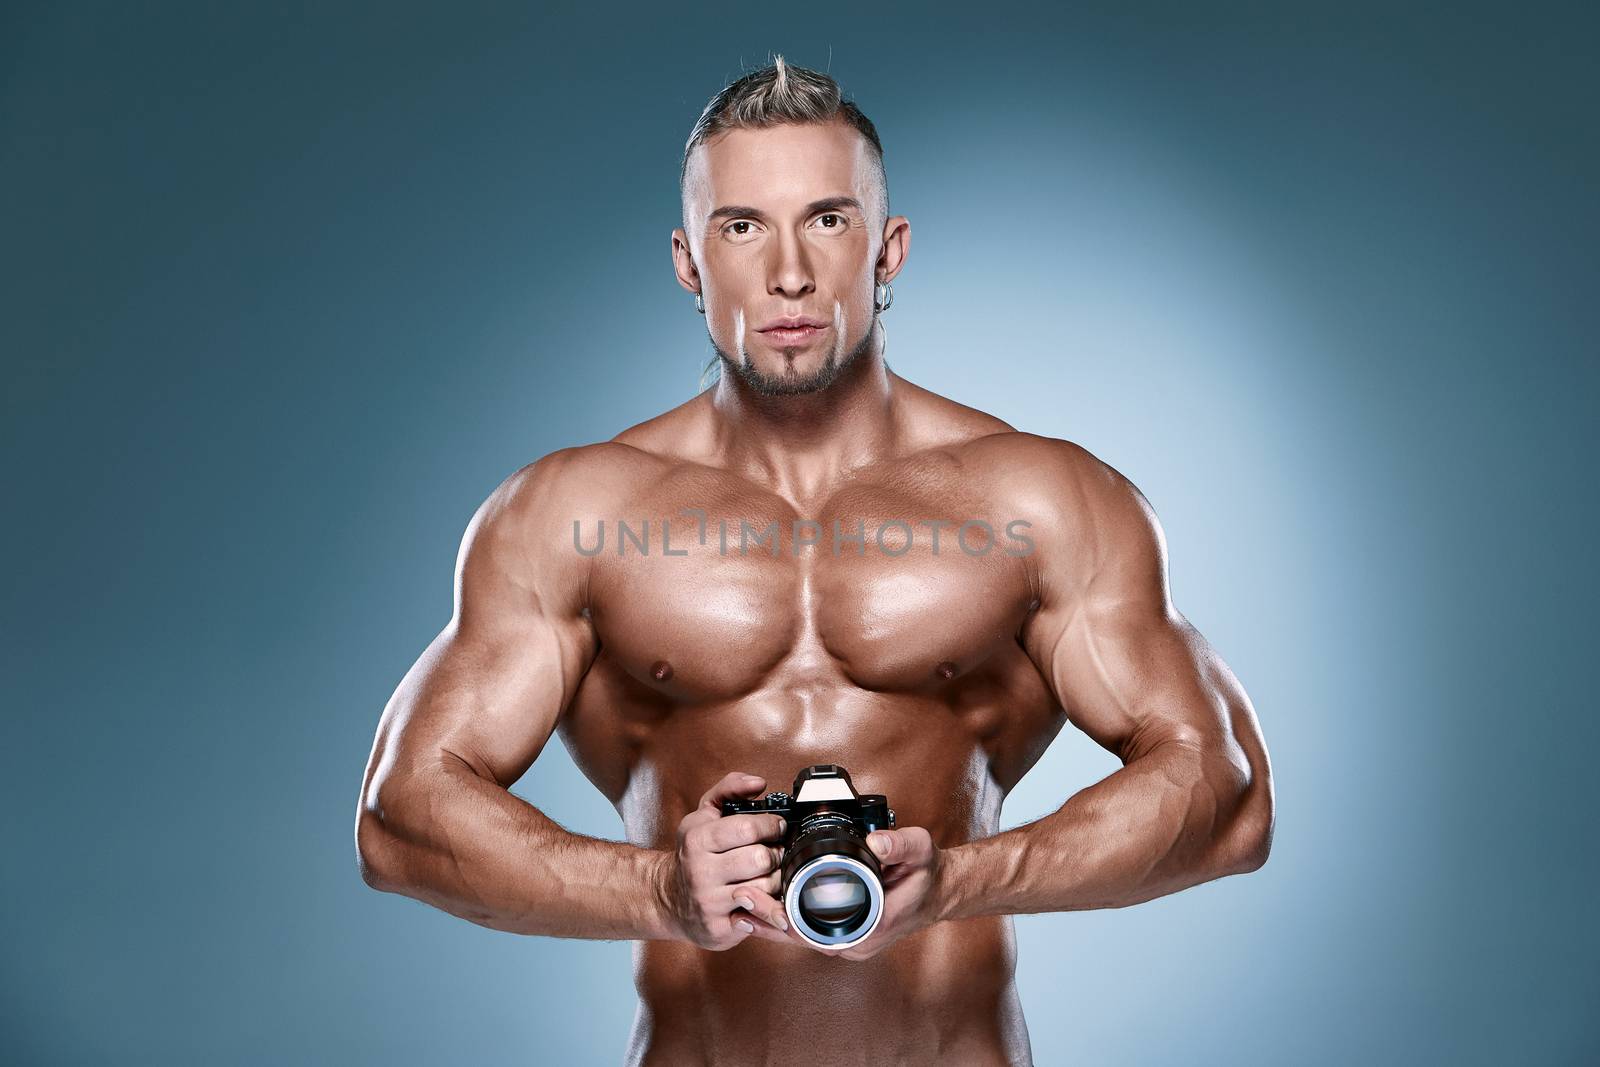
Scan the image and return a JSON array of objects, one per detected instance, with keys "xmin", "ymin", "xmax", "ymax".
[
  {"xmin": 938, "ymin": 740, "xmax": 1267, "ymax": 921},
  {"xmin": 359, "ymin": 759, "xmax": 677, "ymax": 942}
]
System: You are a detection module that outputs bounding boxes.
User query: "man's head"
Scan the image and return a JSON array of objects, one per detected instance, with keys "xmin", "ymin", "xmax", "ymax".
[{"xmin": 672, "ymin": 56, "xmax": 910, "ymax": 396}]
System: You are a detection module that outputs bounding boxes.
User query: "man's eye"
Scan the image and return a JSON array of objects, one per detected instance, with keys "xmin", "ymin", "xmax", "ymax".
[
  {"xmin": 817, "ymin": 213, "xmax": 844, "ymax": 228},
  {"xmin": 726, "ymin": 221, "xmax": 754, "ymax": 236}
]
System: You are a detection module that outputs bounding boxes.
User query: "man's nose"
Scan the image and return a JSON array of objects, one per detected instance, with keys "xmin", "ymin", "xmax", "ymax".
[{"xmin": 766, "ymin": 229, "xmax": 815, "ymax": 298}]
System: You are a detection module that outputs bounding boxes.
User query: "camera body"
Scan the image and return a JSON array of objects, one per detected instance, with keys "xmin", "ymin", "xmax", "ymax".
[{"xmin": 721, "ymin": 764, "xmax": 896, "ymax": 949}]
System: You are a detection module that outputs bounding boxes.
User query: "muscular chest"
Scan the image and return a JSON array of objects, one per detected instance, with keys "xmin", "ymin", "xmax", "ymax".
[{"xmin": 581, "ymin": 471, "xmax": 1038, "ymax": 701}]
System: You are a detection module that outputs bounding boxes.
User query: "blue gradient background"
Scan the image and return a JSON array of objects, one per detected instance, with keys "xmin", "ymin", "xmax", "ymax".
[{"xmin": 3, "ymin": 3, "xmax": 1595, "ymax": 1064}]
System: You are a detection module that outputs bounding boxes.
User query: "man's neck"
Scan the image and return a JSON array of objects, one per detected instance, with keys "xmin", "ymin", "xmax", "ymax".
[{"xmin": 708, "ymin": 342, "xmax": 900, "ymax": 510}]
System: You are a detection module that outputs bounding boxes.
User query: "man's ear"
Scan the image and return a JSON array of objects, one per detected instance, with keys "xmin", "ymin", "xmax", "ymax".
[
  {"xmin": 671, "ymin": 227, "xmax": 701, "ymax": 294},
  {"xmin": 876, "ymin": 215, "xmax": 911, "ymax": 284}
]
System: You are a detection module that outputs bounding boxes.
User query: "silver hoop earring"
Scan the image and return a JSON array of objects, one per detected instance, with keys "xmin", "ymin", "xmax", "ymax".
[
  {"xmin": 694, "ymin": 291, "xmax": 705, "ymax": 314},
  {"xmin": 873, "ymin": 281, "xmax": 894, "ymax": 312}
]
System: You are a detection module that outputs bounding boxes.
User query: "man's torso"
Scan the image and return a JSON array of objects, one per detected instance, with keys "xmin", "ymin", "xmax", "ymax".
[{"xmin": 549, "ymin": 385, "xmax": 1073, "ymax": 1065}]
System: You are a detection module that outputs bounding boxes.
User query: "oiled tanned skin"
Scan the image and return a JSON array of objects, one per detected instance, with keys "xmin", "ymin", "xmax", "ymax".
[{"xmin": 358, "ymin": 375, "xmax": 1274, "ymax": 1067}]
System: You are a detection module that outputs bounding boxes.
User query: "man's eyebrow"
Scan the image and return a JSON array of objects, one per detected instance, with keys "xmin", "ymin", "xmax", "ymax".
[{"xmin": 706, "ymin": 196, "xmax": 865, "ymax": 226}]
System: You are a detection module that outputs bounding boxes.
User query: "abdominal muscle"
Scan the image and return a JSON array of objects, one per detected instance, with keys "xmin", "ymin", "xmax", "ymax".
[{"xmin": 623, "ymin": 913, "xmax": 1032, "ymax": 1067}]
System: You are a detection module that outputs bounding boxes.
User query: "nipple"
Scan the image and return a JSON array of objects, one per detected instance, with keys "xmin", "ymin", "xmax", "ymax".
[
  {"xmin": 1027, "ymin": 598, "xmax": 1041, "ymax": 612},
  {"xmin": 650, "ymin": 660, "xmax": 674, "ymax": 682},
  {"xmin": 935, "ymin": 660, "xmax": 958, "ymax": 681}
]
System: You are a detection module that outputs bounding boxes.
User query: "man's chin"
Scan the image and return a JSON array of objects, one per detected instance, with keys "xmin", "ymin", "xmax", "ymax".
[{"xmin": 733, "ymin": 356, "xmax": 840, "ymax": 397}]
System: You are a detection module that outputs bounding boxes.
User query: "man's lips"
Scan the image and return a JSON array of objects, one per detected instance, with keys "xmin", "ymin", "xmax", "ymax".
[
  {"xmin": 760, "ymin": 324, "xmax": 829, "ymax": 344},
  {"xmin": 757, "ymin": 317, "xmax": 831, "ymax": 344},
  {"xmin": 756, "ymin": 316, "xmax": 830, "ymax": 332}
]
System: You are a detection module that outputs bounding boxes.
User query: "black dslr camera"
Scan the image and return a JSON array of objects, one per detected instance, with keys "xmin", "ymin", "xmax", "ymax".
[{"xmin": 721, "ymin": 765, "xmax": 896, "ymax": 949}]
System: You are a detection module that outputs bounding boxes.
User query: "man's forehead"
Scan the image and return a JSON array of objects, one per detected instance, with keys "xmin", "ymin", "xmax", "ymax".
[{"xmin": 685, "ymin": 120, "xmax": 873, "ymax": 213}]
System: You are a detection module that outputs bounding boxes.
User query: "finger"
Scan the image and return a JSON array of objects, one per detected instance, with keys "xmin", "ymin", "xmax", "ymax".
[
  {"xmin": 707, "ymin": 866, "xmax": 781, "ymax": 903},
  {"xmin": 731, "ymin": 885, "xmax": 790, "ymax": 935},
  {"xmin": 868, "ymin": 827, "xmax": 932, "ymax": 867},
  {"xmin": 761, "ymin": 912, "xmax": 819, "ymax": 948},
  {"xmin": 704, "ymin": 812, "xmax": 787, "ymax": 853},
  {"xmin": 727, "ymin": 915, "xmax": 756, "ymax": 943},
  {"xmin": 739, "ymin": 915, "xmax": 793, "ymax": 945},
  {"xmin": 718, "ymin": 841, "xmax": 784, "ymax": 883},
  {"xmin": 698, "ymin": 771, "xmax": 766, "ymax": 817},
  {"xmin": 753, "ymin": 926, "xmax": 792, "ymax": 944}
]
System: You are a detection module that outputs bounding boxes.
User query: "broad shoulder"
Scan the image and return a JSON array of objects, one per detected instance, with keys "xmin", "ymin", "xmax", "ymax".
[
  {"xmin": 447, "ymin": 440, "xmax": 683, "ymax": 619},
  {"xmin": 462, "ymin": 440, "xmax": 669, "ymax": 570},
  {"xmin": 493, "ymin": 441, "xmax": 666, "ymax": 514},
  {"xmin": 959, "ymin": 432, "xmax": 1121, "ymax": 512},
  {"xmin": 960, "ymin": 431, "xmax": 1166, "ymax": 591}
]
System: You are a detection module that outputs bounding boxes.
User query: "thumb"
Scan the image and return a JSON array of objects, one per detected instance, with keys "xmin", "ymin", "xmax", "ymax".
[{"xmin": 868, "ymin": 831, "xmax": 895, "ymax": 860}]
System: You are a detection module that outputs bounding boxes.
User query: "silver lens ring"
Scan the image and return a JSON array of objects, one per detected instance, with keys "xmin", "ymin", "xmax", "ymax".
[{"xmin": 784, "ymin": 853, "xmax": 885, "ymax": 949}]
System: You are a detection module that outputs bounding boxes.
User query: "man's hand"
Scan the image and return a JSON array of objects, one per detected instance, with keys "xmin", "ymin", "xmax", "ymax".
[
  {"xmin": 659, "ymin": 771, "xmax": 793, "ymax": 950},
  {"xmin": 821, "ymin": 826, "xmax": 945, "ymax": 962}
]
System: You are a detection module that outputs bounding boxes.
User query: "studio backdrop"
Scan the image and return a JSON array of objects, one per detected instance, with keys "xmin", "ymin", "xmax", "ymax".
[{"xmin": 2, "ymin": 3, "xmax": 1595, "ymax": 1064}]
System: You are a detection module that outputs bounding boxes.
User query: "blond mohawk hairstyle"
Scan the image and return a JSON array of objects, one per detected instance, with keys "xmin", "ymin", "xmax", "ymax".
[{"xmin": 680, "ymin": 54, "xmax": 890, "ymax": 229}]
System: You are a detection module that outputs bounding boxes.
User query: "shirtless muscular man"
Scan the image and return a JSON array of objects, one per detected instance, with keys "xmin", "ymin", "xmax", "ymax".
[{"xmin": 355, "ymin": 56, "xmax": 1275, "ymax": 1066}]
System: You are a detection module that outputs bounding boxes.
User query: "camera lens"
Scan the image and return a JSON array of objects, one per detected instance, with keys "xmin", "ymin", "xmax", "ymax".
[
  {"xmin": 785, "ymin": 855, "xmax": 883, "ymax": 946},
  {"xmin": 798, "ymin": 869, "xmax": 870, "ymax": 925}
]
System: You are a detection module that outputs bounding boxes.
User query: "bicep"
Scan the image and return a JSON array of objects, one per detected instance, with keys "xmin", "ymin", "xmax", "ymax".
[
  {"xmin": 365, "ymin": 460, "xmax": 598, "ymax": 802},
  {"xmin": 1026, "ymin": 451, "xmax": 1257, "ymax": 778},
  {"xmin": 378, "ymin": 607, "xmax": 589, "ymax": 791},
  {"xmin": 1044, "ymin": 596, "xmax": 1253, "ymax": 784}
]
